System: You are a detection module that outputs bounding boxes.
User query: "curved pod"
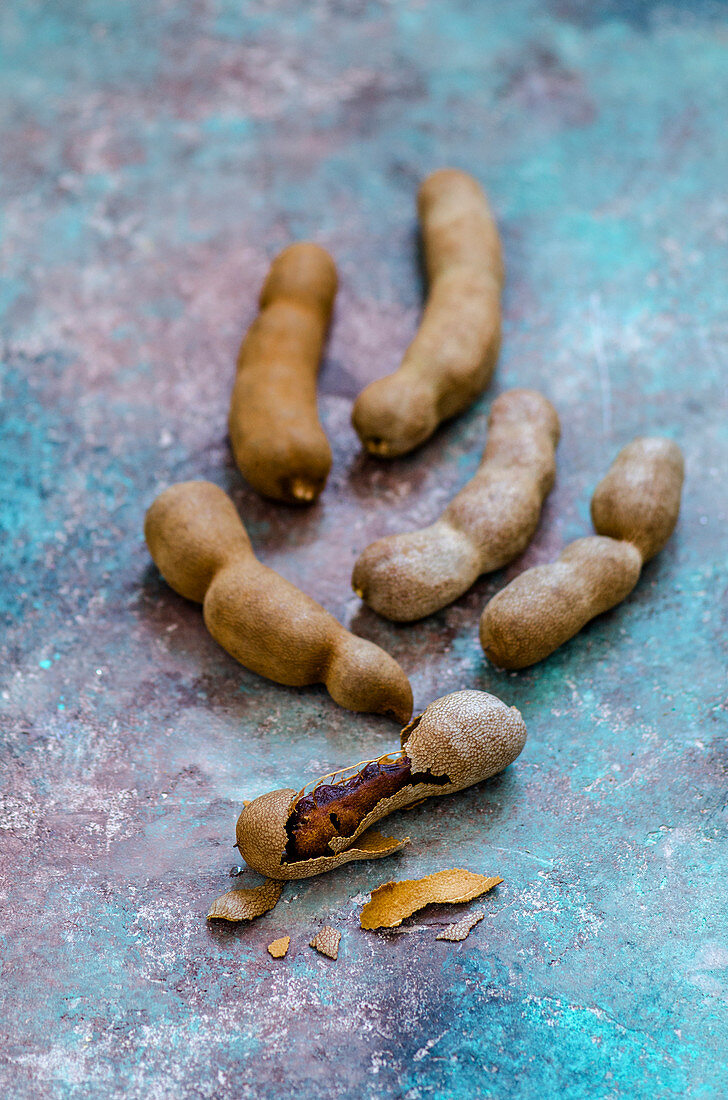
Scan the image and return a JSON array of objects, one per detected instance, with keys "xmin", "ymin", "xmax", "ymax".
[
  {"xmin": 352, "ymin": 389, "xmax": 560, "ymax": 620},
  {"xmin": 145, "ymin": 481, "xmax": 413, "ymax": 721},
  {"xmin": 352, "ymin": 169, "xmax": 504, "ymax": 457},
  {"xmin": 229, "ymin": 242, "xmax": 336, "ymax": 504}
]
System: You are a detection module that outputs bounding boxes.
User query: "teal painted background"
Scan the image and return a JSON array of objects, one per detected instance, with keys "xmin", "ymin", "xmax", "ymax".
[{"xmin": 1, "ymin": 1, "xmax": 727, "ymax": 1097}]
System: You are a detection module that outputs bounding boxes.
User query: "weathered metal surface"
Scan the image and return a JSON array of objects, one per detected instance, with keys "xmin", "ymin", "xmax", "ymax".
[{"xmin": 1, "ymin": 1, "xmax": 727, "ymax": 1096}]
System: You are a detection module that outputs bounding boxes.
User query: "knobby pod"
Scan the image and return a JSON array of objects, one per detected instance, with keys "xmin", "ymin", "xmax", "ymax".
[
  {"xmin": 145, "ymin": 481, "xmax": 413, "ymax": 721},
  {"xmin": 352, "ymin": 389, "xmax": 560, "ymax": 620}
]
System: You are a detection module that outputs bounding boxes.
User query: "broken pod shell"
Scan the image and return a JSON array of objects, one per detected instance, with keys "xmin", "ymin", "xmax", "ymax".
[{"xmin": 236, "ymin": 689, "xmax": 527, "ymax": 881}]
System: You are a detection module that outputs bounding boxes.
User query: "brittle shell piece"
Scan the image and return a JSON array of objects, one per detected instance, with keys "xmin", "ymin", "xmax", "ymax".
[
  {"xmin": 436, "ymin": 909, "xmax": 485, "ymax": 942},
  {"xmin": 309, "ymin": 926, "xmax": 341, "ymax": 960},
  {"xmin": 267, "ymin": 936, "xmax": 290, "ymax": 958},
  {"xmin": 360, "ymin": 870, "xmax": 502, "ymax": 930},
  {"xmin": 207, "ymin": 879, "xmax": 283, "ymax": 922},
  {"xmin": 237, "ymin": 788, "xmax": 296, "ymax": 875}
]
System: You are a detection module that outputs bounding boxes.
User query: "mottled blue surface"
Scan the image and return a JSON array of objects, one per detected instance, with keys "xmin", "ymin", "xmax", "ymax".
[{"xmin": 1, "ymin": 1, "xmax": 727, "ymax": 1097}]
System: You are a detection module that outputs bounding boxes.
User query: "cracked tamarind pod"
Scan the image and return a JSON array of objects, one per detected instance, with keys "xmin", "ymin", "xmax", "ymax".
[
  {"xmin": 144, "ymin": 481, "xmax": 412, "ymax": 721},
  {"xmin": 351, "ymin": 169, "xmax": 504, "ymax": 457},
  {"xmin": 229, "ymin": 242, "xmax": 336, "ymax": 504},
  {"xmin": 479, "ymin": 437, "xmax": 684, "ymax": 669},
  {"xmin": 352, "ymin": 389, "xmax": 560, "ymax": 621},
  {"xmin": 236, "ymin": 689, "xmax": 527, "ymax": 881}
]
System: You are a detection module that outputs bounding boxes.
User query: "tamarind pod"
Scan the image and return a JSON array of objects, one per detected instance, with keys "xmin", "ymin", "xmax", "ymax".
[
  {"xmin": 229, "ymin": 243, "xmax": 336, "ymax": 504},
  {"xmin": 351, "ymin": 169, "xmax": 504, "ymax": 457},
  {"xmin": 352, "ymin": 389, "xmax": 560, "ymax": 621},
  {"xmin": 479, "ymin": 537, "xmax": 643, "ymax": 669},
  {"xmin": 590, "ymin": 437, "xmax": 684, "ymax": 562},
  {"xmin": 480, "ymin": 436, "xmax": 684, "ymax": 669},
  {"xmin": 144, "ymin": 481, "xmax": 413, "ymax": 721},
  {"xmin": 236, "ymin": 690, "xmax": 527, "ymax": 880}
]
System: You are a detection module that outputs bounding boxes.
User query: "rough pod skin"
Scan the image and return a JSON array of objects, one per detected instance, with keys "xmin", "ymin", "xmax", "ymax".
[
  {"xmin": 352, "ymin": 389, "xmax": 560, "ymax": 620},
  {"xmin": 229, "ymin": 242, "xmax": 336, "ymax": 504},
  {"xmin": 236, "ymin": 689, "xmax": 527, "ymax": 880},
  {"xmin": 479, "ymin": 437, "xmax": 685, "ymax": 669},
  {"xmin": 144, "ymin": 481, "xmax": 413, "ymax": 721},
  {"xmin": 351, "ymin": 169, "xmax": 504, "ymax": 457}
]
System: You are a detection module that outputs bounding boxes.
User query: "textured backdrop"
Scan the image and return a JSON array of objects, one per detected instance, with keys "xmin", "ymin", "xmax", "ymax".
[{"xmin": 1, "ymin": 1, "xmax": 727, "ymax": 1097}]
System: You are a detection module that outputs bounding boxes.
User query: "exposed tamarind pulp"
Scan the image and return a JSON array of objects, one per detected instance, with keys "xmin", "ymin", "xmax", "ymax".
[{"xmin": 285, "ymin": 758, "xmax": 450, "ymax": 861}]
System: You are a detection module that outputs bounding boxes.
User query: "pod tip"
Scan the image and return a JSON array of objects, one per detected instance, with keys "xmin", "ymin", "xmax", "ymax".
[
  {"xmin": 365, "ymin": 438, "xmax": 392, "ymax": 457},
  {"xmin": 290, "ymin": 478, "xmax": 317, "ymax": 503}
]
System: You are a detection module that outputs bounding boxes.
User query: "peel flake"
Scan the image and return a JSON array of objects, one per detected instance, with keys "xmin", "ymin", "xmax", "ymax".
[
  {"xmin": 360, "ymin": 869, "xmax": 502, "ymax": 930},
  {"xmin": 207, "ymin": 879, "xmax": 283, "ymax": 922},
  {"xmin": 346, "ymin": 829, "xmax": 409, "ymax": 857},
  {"xmin": 436, "ymin": 909, "xmax": 485, "ymax": 942},
  {"xmin": 309, "ymin": 926, "xmax": 341, "ymax": 960},
  {"xmin": 267, "ymin": 936, "xmax": 290, "ymax": 958}
]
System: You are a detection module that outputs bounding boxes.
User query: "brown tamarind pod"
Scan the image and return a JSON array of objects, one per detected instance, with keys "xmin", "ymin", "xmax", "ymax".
[
  {"xmin": 352, "ymin": 389, "xmax": 560, "ymax": 621},
  {"xmin": 479, "ymin": 537, "xmax": 643, "ymax": 670},
  {"xmin": 352, "ymin": 169, "xmax": 504, "ymax": 457},
  {"xmin": 236, "ymin": 689, "xmax": 527, "ymax": 880},
  {"xmin": 229, "ymin": 242, "xmax": 336, "ymax": 504},
  {"xmin": 479, "ymin": 437, "xmax": 685, "ymax": 669},
  {"xmin": 590, "ymin": 437, "xmax": 685, "ymax": 562},
  {"xmin": 144, "ymin": 481, "xmax": 413, "ymax": 721}
]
